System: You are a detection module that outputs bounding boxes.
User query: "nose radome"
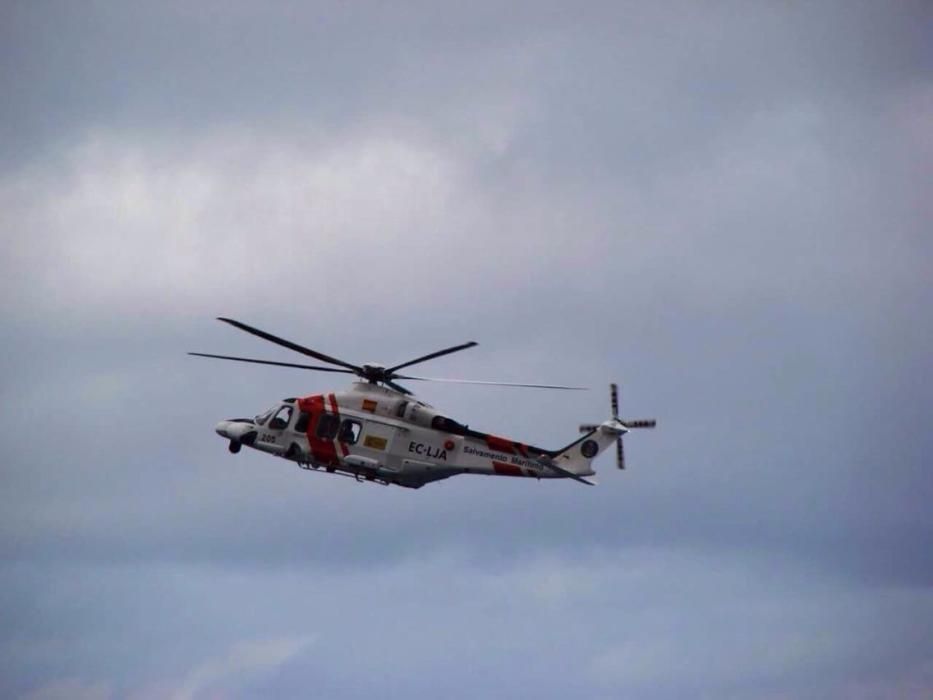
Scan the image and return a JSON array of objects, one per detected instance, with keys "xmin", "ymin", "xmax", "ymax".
[{"xmin": 216, "ymin": 419, "xmax": 255, "ymax": 441}]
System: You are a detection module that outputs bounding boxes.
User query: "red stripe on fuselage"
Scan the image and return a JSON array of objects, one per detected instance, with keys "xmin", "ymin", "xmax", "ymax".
[
  {"xmin": 299, "ymin": 394, "xmax": 339, "ymax": 466},
  {"xmin": 486, "ymin": 435, "xmax": 515, "ymax": 454},
  {"xmin": 493, "ymin": 461, "xmax": 523, "ymax": 477},
  {"xmin": 328, "ymin": 393, "xmax": 349, "ymax": 457}
]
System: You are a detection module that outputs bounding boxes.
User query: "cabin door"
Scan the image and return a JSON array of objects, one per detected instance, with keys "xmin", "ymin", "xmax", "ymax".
[{"xmin": 358, "ymin": 421, "xmax": 400, "ymax": 472}]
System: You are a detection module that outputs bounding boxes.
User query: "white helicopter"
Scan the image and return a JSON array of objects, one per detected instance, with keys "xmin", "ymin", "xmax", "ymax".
[{"xmin": 191, "ymin": 318, "xmax": 656, "ymax": 489}]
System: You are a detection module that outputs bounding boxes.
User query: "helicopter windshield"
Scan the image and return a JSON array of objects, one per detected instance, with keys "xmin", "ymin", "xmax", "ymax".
[
  {"xmin": 268, "ymin": 405, "xmax": 293, "ymax": 430},
  {"xmin": 254, "ymin": 407, "xmax": 275, "ymax": 426}
]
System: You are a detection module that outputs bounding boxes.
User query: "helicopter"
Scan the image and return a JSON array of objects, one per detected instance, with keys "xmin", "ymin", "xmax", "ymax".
[{"xmin": 190, "ymin": 318, "xmax": 656, "ymax": 489}]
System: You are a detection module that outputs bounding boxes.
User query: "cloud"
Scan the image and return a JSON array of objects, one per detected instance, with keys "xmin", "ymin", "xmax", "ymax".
[
  {"xmin": 19, "ymin": 679, "xmax": 112, "ymax": 700},
  {"xmin": 164, "ymin": 635, "xmax": 313, "ymax": 700},
  {"xmin": 6, "ymin": 553, "xmax": 932, "ymax": 699},
  {"xmin": 0, "ymin": 129, "xmax": 464, "ymax": 320}
]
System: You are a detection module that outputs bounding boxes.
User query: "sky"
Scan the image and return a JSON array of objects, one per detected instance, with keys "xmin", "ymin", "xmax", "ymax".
[{"xmin": 1, "ymin": 1, "xmax": 931, "ymax": 698}]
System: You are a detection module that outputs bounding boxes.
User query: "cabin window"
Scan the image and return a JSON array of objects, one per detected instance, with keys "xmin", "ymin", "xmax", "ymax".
[
  {"xmin": 269, "ymin": 405, "xmax": 293, "ymax": 430},
  {"xmin": 339, "ymin": 419, "xmax": 362, "ymax": 444},
  {"xmin": 396, "ymin": 401, "xmax": 408, "ymax": 418},
  {"xmin": 316, "ymin": 413, "xmax": 340, "ymax": 440},
  {"xmin": 294, "ymin": 411, "xmax": 310, "ymax": 433}
]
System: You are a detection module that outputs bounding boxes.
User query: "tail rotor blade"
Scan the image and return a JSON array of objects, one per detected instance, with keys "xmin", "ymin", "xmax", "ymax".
[
  {"xmin": 625, "ymin": 419, "xmax": 657, "ymax": 429},
  {"xmin": 575, "ymin": 383, "xmax": 654, "ymax": 470}
]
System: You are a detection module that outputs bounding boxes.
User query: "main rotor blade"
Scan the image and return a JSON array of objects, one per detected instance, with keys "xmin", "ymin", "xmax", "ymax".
[
  {"xmin": 188, "ymin": 352, "xmax": 357, "ymax": 373},
  {"xmin": 394, "ymin": 374, "xmax": 588, "ymax": 390},
  {"xmin": 386, "ymin": 341, "xmax": 478, "ymax": 374},
  {"xmin": 216, "ymin": 318, "xmax": 361, "ymax": 372},
  {"xmin": 383, "ymin": 379, "xmax": 414, "ymax": 396}
]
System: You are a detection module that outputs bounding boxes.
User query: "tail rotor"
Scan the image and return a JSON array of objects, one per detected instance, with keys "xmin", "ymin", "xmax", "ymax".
[{"xmin": 579, "ymin": 383, "xmax": 656, "ymax": 469}]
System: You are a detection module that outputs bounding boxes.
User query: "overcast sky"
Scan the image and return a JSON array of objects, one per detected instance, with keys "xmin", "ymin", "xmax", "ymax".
[{"xmin": 1, "ymin": 2, "xmax": 932, "ymax": 698}]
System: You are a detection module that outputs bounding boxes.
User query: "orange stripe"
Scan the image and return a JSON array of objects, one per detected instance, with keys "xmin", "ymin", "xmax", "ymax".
[
  {"xmin": 299, "ymin": 394, "xmax": 339, "ymax": 465},
  {"xmin": 486, "ymin": 435, "xmax": 514, "ymax": 454},
  {"xmin": 493, "ymin": 461, "xmax": 523, "ymax": 477},
  {"xmin": 328, "ymin": 393, "xmax": 349, "ymax": 457}
]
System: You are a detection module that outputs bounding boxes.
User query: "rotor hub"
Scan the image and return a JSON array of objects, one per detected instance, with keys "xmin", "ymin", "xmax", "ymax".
[{"xmin": 360, "ymin": 363, "xmax": 388, "ymax": 382}]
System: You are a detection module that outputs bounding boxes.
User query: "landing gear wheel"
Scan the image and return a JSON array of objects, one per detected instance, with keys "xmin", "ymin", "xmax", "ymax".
[{"xmin": 228, "ymin": 441, "xmax": 241, "ymax": 454}]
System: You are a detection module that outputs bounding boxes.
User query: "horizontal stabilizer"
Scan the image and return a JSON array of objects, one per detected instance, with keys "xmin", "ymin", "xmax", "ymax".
[{"xmin": 535, "ymin": 455, "xmax": 596, "ymax": 485}]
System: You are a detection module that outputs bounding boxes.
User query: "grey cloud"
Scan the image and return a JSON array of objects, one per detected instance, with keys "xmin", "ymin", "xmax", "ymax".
[
  {"xmin": 3, "ymin": 553, "xmax": 931, "ymax": 699},
  {"xmin": 4, "ymin": 2, "xmax": 929, "ymax": 170}
]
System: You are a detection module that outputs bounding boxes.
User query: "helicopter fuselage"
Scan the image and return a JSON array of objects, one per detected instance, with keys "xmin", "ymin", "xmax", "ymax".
[{"xmin": 215, "ymin": 382, "xmax": 606, "ymax": 488}]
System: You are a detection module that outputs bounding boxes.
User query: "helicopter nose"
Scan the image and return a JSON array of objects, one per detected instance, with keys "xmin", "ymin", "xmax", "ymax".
[{"xmin": 215, "ymin": 419, "xmax": 257, "ymax": 443}]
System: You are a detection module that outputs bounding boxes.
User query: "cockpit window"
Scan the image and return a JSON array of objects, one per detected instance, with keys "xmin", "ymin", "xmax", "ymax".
[
  {"xmin": 255, "ymin": 408, "xmax": 275, "ymax": 426},
  {"xmin": 269, "ymin": 405, "xmax": 293, "ymax": 430}
]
